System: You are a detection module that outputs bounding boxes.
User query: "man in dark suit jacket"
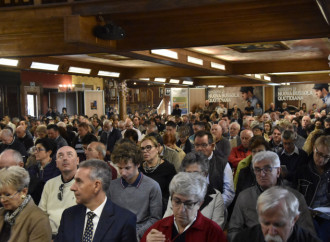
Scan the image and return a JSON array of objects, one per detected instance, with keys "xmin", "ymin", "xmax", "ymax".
[
  {"xmin": 100, "ymin": 120, "xmax": 122, "ymax": 157},
  {"xmin": 56, "ymin": 159, "xmax": 137, "ymax": 242}
]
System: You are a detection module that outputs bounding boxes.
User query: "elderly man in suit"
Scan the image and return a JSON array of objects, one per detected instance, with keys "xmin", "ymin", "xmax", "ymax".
[{"xmin": 56, "ymin": 159, "xmax": 137, "ymax": 242}]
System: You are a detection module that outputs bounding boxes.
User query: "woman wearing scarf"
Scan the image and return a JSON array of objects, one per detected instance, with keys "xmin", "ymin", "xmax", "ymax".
[{"xmin": 0, "ymin": 166, "xmax": 51, "ymax": 241}]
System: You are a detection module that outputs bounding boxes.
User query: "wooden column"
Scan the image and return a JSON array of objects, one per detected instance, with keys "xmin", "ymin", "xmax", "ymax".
[
  {"xmin": 118, "ymin": 80, "xmax": 127, "ymax": 120},
  {"xmin": 264, "ymin": 86, "xmax": 274, "ymax": 110}
]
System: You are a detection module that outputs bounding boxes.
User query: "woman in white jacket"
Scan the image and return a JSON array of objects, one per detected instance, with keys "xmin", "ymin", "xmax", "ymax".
[{"xmin": 163, "ymin": 151, "xmax": 226, "ymax": 229}]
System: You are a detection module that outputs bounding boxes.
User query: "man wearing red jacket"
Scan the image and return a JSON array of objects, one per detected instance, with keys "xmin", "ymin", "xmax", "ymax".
[{"xmin": 228, "ymin": 129, "xmax": 253, "ymax": 172}]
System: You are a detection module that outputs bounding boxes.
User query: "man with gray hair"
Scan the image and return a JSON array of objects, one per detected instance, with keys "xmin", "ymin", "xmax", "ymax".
[
  {"xmin": 0, "ymin": 128, "xmax": 28, "ymax": 161},
  {"xmin": 233, "ymin": 186, "xmax": 320, "ymax": 242},
  {"xmin": 100, "ymin": 120, "xmax": 122, "ymax": 158},
  {"xmin": 228, "ymin": 151, "xmax": 315, "ymax": 241},
  {"xmin": 0, "ymin": 149, "xmax": 24, "ymax": 168},
  {"xmin": 229, "ymin": 122, "xmax": 241, "ymax": 149},
  {"xmin": 56, "ymin": 159, "xmax": 137, "ymax": 242}
]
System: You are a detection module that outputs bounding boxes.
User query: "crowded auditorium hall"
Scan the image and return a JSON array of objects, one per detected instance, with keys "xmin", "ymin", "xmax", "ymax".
[{"xmin": 0, "ymin": 1, "xmax": 329, "ymax": 241}]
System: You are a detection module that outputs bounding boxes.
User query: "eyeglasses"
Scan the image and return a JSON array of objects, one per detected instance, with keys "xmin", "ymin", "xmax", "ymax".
[
  {"xmin": 253, "ymin": 166, "xmax": 278, "ymax": 174},
  {"xmin": 141, "ymin": 145, "xmax": 155, "ymax": 152},
  {"xmin": 172, "ymin": 198, "xmax": 199, "ymax": 210},
  {"xmin": 0, "ymin": 191, "xmax": 19, "ymax": 201},
  {"xmin": 194, "ymin": 143, "xmax": 209, "ymax": 148},
  {"xmin": 57, "ymin": 184, "xmax": 64, "ymax": 201},
  {"xmin": 34, "ymin": 147, "xmax": 46, "ymax": 152},
  {"xmin": 315, "ymin": 147, "xmax": 330, "ymax": 160}
]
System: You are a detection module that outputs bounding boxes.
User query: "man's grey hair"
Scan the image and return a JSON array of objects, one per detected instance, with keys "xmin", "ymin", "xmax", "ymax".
[
  {"xmin": 57, "ymin": 122, "xmax": 66, "ymax": 128},
  {"xmin": 180, "ymin": 151, "xmax": 209, "ymax": 175},
  {"xmin": 0, "ymin": 166, "xmax": 30, "ymax": 191},
  {"xmin": 257, "ymin": 186, "xmax": 300, "ymax": 221},
  {"xmin": 1, "ymin": 128, "xmax": 13, "ymax": 137},
  {"xmin": 79, "ymin": 159, "xmax": 111, "ymax": 192},
  {"xmin": 229, "ymin": 121, "xmax": 241, "ymax": 130},
  {"xmin": 282, "ymin": 130, "xmax": 295, "ymax": 141},
  {"xmin": 0, "ymin": 149, "xmax": 23, "ymax": 165},
  {"xmin": 169, "ymin": 172, "xmax": 207, "ymax": 202},
  {"xmin": 252, "ymin": 151, "xmax": 280, "ymax": 167},
  {"xmin": 91, "ymin": 142, "xmax": 106, "ymax": 158},
  {"xmin": 103, "ymin": 119, "xmax": 113, "ymax": 126}
]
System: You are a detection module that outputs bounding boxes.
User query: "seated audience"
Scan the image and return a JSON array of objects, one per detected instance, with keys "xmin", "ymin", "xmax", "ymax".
[
  {"xmin": 233, "ymin": 187, "xmax": 320, "ymax": 242},
  {"xmin": 140, "ymin": 136, "xmax": 176, "ymax": 213},
  {"xmin": 110, "ymin": 141, "xmax": 162, "ymax": 240},
  {"xmin": 228, "ymin": 129, "xmax": 253, "ymax": 172},
  {"xmin": 228, "ymin": 151, "xmax": 315, "ymax": 241},
  {"xmin": 164, "ymin": 151, "xmax": 225, "ymax": 229},
  {"xmin": 176, "ymin": 126, "xmax": 193, "ymax": 154},
  {"xmin": 38, "ymin": 146, "xmax": 78, "ymax": 238},
  {"xmin": 56, "ymin": 159, "xmax": 137, "ymax": 242},
  {"xmin": 0, "ymin": 166, "xmax": 51, "ymax": 241},
  {"xmin": 141, "ymin": 172, "xmax": 226, "ymax": 242},
  {"xmin": 295, "ymin": 135, "xmax": 330, "ymax": 242}
]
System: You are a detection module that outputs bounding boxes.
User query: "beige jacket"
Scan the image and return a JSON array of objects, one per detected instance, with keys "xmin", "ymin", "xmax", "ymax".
[{"xmin": 0, "ymin": 199, "xmax": 52, "ymax": 242}]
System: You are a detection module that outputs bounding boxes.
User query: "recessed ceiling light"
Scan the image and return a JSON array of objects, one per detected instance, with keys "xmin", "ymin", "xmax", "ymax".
[
  {"xmin": 151, "ymin": 49, "xmax": 178, "ymax": 59},
  {"xmin": 98, "ymin": 71, "xmax": 120, "ymax": 77},
  {"xmin": 255, "ymin": 74, "xmax": 262, "ymax": 79},
  {"xmin": 208, "ymin": 85, "xmax": 217, "ymax": 88},
  {"xmin": 211, "ymin": 62, "xmax": 226, "ymax": 70},
  {"xmin": 0, "ymin": 58, "xmax": 19, "ymax": 67},
  {"xmin": 263, "ymin": 75, "xmax": 271, "ymax": 81},
  {"xmin": 218, "ymin": 85, "xmax": 224, "ymax": 88},
  {"xmin": 268, "ymin": 83, "xmax": 281, "ymax": 86},
  {"xmin": 169, "ymin": 79, "xmax": 180, "ymax": 84},
  {"xmin": 154, "ymin": 78, "xmax": 166, "ymax": 83},
  {"xmin": 68, "ymin": 67, "xmax": 91, "ymax": 75},
  {"xmin": 139, "ymin": 78, "xmax": 150, "ymax": 81},
  {"xmin": 187, "ymin": 56, "xmax": 203, "ymax": 65},
  {"xmin": 182, "ymin": 81, "xmax": 194, "ymax": 85},
  {"xmin": 30, "ymin": 62, "xmax": 59, "ymax": 71},
  {"xmin": 134, "ymin": 82, "xmax": 137, "ymax": 85}
]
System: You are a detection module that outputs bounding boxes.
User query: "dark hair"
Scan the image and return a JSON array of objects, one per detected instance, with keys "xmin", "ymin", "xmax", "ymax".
[
  {"xmin": 82, "ymin": 134, "xmax": 98, "ymax": 145},
  {"xmin": 272, "ymin": 125, "xmax": 284, "ymax": 134},
  {"xmin": 194, "ymin": 130, "xmax": 213, "ymax": 144},
  {"xmin": 124, "ymin": 129, "xmax": 139, "ymax": 143},
  {"xmin": 249, "ymin": 136, "xmax": 270, "ymax": 151},
  {"xmin": 78, "ymin": 122, "xmax": 89, "ymax": 130},
  {"xmin": 193, "ymin": 121, "xmax": 206, "ymax": 129},
  {"xmin": 166, "ymin": 121, "xmax": 176, "ymax": 129},
  {"xmin": 35, "ymin": 138, "xmax": 57, "ymax": 156},
  {"xmin": 47, "ymin": 124, "xmax": 59, "ymax": 132},
  {"xmin": 111, "ymin": 141, "xmax": 143, "ymax": 166}
]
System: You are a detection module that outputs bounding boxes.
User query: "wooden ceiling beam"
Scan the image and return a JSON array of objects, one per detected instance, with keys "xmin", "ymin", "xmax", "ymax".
[
  {"xmin": 233, "ymin": 58, "xmax": 329, "ymax": 74},
  {"xmin": 271, "ymin": 73, "xmax": 330, "ymax": 83},
  {"xmin": 193, "ymin": 77, "xmax": 264, "ymax": 86},
  {"xmin": 120, "ymin": 49, "xmax": 232, "ymax": 75}
]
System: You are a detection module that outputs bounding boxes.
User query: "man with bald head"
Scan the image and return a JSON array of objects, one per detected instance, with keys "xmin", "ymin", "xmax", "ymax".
[
  {"xmin": 0, "ymin": 149, "xmax": 24, "ymax": 168},
  {"xmin": 16, "ymin": 125, "xmax": 34, "ymax": 152},
  {"xmin": 84, "ymin": 141, "xmax": 118, "ymax": 179},
  {"xmin": 211, "ymin": 124, "xmax": 231, "ymax": 159},
  {"xmin": 228, "ymin": 129, "xmax": 253, "ymax": 171},
  {"xmin": 39, "ymin": 146, "xmax": 79, "ymax": 238}
]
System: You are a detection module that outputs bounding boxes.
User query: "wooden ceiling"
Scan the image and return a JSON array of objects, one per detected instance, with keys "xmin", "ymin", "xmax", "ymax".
[{"xmin": 0, "ymin": 0, "xmax": 329, "ymax": 87}]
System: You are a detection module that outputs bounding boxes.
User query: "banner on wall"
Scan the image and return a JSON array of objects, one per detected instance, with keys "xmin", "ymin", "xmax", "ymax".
[
  {"xmin": 171, "ymin": 88, "xmax": 189, "ymax": 115},
  {"xmin": 207, "ymin": 86, "xmax": 263, "ymax": 110},
  {"xmin": 84, "ymin": 90, "xmax": 105, "ymax": 117},
  {"xmin": 274, "ymin": 84, "xmax": 324, "ymax": 110}
]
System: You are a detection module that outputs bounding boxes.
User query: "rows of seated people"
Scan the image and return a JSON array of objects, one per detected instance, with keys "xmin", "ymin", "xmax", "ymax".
[{"xmin": 0, "ymin": 101, "xmax": 329, "ymax": 242}]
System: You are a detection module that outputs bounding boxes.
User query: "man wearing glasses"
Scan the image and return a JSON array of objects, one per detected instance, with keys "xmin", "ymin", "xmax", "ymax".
[
  {"xmin": 295, "ymin": 135, "xmax": 330, "ymax": 242},
  {"xmin": 228, "ymin": 151, "xmax": 315, "ymax": 241},
  {"xmin": 38, "ymin": 146, "xmax": 79, "ymax": 239}
]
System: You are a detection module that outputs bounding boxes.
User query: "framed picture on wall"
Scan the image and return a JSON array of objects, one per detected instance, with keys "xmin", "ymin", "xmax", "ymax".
[
  {"xmin": 159, "ymin": 87, "xmax": 164, "ymax": 98},
  {"xmin": 165, "ymin": 88, "xmax": 171, "ymax": 96}
]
